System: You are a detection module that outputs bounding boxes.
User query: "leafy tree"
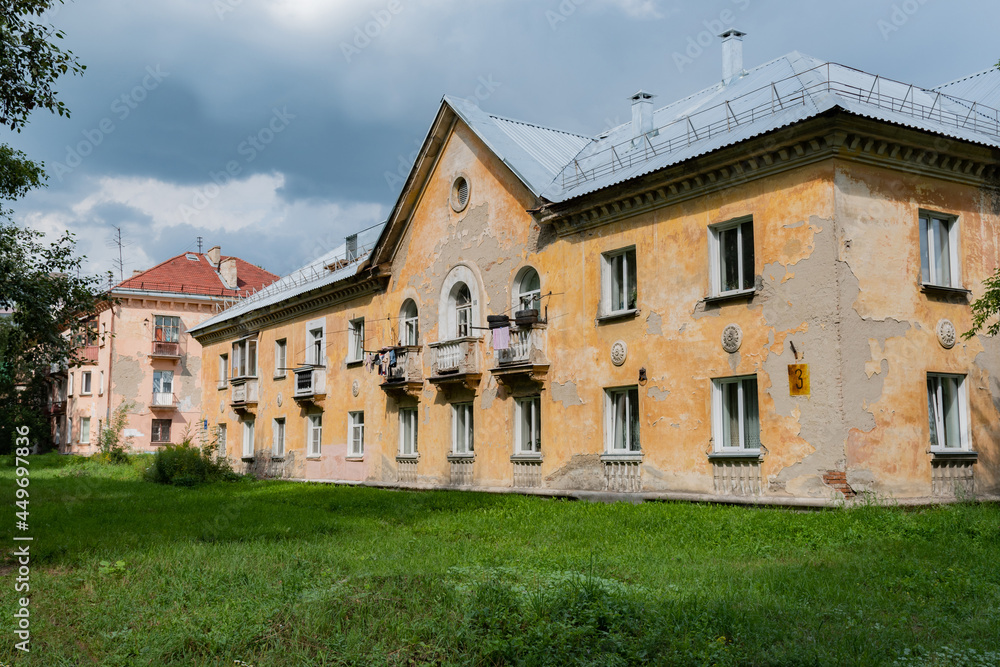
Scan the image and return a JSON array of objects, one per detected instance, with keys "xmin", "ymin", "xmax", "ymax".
[
  {"xmin": 965, "ymin": 269, "xmax": 1000, "ymax": 339},
  {"xmin": 0, "ymin": 0, "xmax": 97, "ymax": 453}
]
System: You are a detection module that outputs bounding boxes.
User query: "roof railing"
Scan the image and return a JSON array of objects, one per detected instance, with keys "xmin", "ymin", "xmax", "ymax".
[{"xmin": 560, "ymin": 61, "xmax": 1000, "ymax": 189}]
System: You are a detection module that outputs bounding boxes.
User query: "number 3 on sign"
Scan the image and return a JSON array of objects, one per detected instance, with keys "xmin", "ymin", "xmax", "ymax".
[{"xmin": 788, "ymin": 364, "xmax": 809, "ymax": 396}]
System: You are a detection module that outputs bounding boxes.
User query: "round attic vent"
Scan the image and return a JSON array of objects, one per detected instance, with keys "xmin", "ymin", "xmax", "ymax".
[{"xmin": 451, "ymin": 176, "xmax": 470, "ymax": 212}]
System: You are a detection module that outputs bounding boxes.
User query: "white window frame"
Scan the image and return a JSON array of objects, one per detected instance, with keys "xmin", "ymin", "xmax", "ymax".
[
  {"xmin": 399, "ymin": 408, "xmax": 418, "ymax": 456},
  {"xmin": 80, "ymin": 371, "xmax": 92, "ymax": 395},
  {"xmin": 272, "ymin": 418, "xmax": 285, "ymax": 457},
  {"xmin": 154, "ymin": 315, "xmax": 181, "ymax": 343},
  {"xmin": 242, "ymin": 419, "xmax": 255, "ymax": 458},
  {"xmin": 153, "ymin": 370, "xmax": 174, "ymax": 402},
  {"xmin": 709, "ymin": 216, "xmax": 755, "ymax": 297},
  {"xmin": 231, "ymin": 336, "xmax": 258, "ymax": 379},
  {"xmin": 306, "ymin": 318, "xmax": 326, "ymax": 367},
  {"xmin": 68, "ymin": 373, "xmax": 74, "ymax": 397},
  {"xmin": 600, "ymin": 247, "xmax": 637, "ymax": 316},
  {"xmin": 454, "ymin": 285, "xmax": 472, "ymax": 338},
  {"xmin": 348, "ymin": 411, "xmax": 365, "ymax": 456},
  {"xmin": 927, "ymin": 373, "xmax": 970, "ymax": 451},
  {"xmin": 307, "ymin": 414, "xmax": 323, "ymax": 457},
  {"xmin": 400, "ymin": 300, "xmax": 419, "ymax": 346},
  {"xmin": 80, "ymin": 417, "xmax": 91, "ymax": 444},
  {"xmin": 67, "ymin": 418, "xmax": 73, "ymax": 445},
  {"xmin": 217, "ymin": 423, "xmax": 227, "ymax": 458},
  {"xmin": 920, "ymin": 212, "xmax": 961, "ymax": 289},
  {"xmin": 604, "ymin": 387, "xmax": 641, "ymax": 453},
  {"xmin": 218, "ymin": 353, "xmax": 229, "ymax": 388},
  {"xmin": 348, "ymin": 318, "xmax": 365, "ymax": 363},
  {"xmin": 98, "ymin": 371, "xmax": 105, "ymax": 396},
  {"xmin": 515, "ymin": 396, "xmax": 541, "ymax": 454},
  {"xmin": 452, "ymin": 402, "xmax": 474, "ymax": 455},
  {"xmin": 274, "ymin": 339, "xmax": 287, "ymax": 378},
  {"xmin": 711, "ymin": 375, "xmax": 761, "ymax": 453},
  {"xmin": 514, "ymin": 267, "xmax": 542, "ymax": 312}
]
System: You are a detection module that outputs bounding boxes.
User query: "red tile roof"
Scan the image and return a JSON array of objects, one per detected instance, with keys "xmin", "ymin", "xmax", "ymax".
[{"xmin": 115, "ymin": 252, "xmax": 279, "ymax": 298}]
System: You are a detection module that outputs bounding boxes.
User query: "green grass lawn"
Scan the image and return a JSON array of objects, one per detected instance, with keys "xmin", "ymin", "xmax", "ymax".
[{"xmin": 1, "ymin": 454, "xmax": 999, "ymax": 666}]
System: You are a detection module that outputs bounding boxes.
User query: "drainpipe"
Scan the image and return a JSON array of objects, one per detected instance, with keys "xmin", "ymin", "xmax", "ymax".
[{"xmin": 106, "ymin": 302, "xmax": 117, "ymax": 427}]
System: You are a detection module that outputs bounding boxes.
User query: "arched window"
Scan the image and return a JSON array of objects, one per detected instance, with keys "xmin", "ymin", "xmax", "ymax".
[
  {"xmin": 514, "ymin": 267, "xmax": 541, "ymax": 312},
  {"xmin": 454, "ymin": 284, "xmax": 472, "ymax": 338},
  {"xmin": 399, "ymin": 299, "xmax": 418, "ymax": 346}
]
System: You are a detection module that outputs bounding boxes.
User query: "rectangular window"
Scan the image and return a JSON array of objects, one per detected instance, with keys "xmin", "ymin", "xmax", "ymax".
[
  {"xmin": 452, "ymin": 403, "xmax": 474, "ymax": 454},
  {"xmin": 68, "ymin": 373, "xmax": 74, "ymax": 396},
  {"xmin": 348, "ymin": 318, "xmax": 365, "ymax": 363},
  {"xmin": 217, "ymin": 424, "xmax": 227, "ymax": 458},
  {"xmin": 349, "ymin": 411, "xmax": 365, "ymax": 456},
  {"xmin": 151, "ymin": 419, "xmax": 171, "ymax": 444},
  {"xmin": 307, "ymin": 321, "xmax": 325, "ymax": 367},
  {"xmin": 231, "ymin": 337, "xmax": 257, "ymax": 378},
  {"xmin": 927, "ymin": 374, "xmax": 969, "ymax": 450},
  {"xmin": 153, "ymin": 370, "xmax": 174, "ymax": 404},
  {"xmin": 516, "ymin": 396, "xmax": 542, "ymax": 454},
  {"xmin": 920, "ymin": 212, "xmax": 960, "ymax": 288},
  {"xmin": 219, "ymin": 354, "xmax": 229, "ymax": 387},
  {"xmin": 272, "ymin": 418, "xmax": 285, "ymax": 457},
  {"xmin": 601, "ymin": 247, "xmax": 637, "ymax": 315},
  {"xmin": 98, "ymin": 371, "xmax": 105, "ymax": 396},
  {"xmin": 399, "ymin": 408, "xmax": 418, "ymax": 456},
  {"xmin": 274, "ymin": 339, "xmax": 287, "ymax": 378},
  {"xmin": 80, "ymin": 417, "xmax": 91, "ymax": 444},
  {"xmin": 308, "ymin": 414, "xmax": 323, "ymax": 457},
  {"xmin": 402, "ymin": 311, "xmax": 419, "ymax": 346},
  {"xmin": 67, "ymin": 418, "xmax": 72, "ymax": 444},
  {"xmin": 242, "ymin": 419, "xmax": 255, "ymax": 458},
  {"xmin": 81, "ymin": 371, "xmax": 92, "ymax": 395},
  {"xmin": 710, "ymin": 217, "xmax": 755, "ymax": 296},
  {"xmin": 154, "ymin": 315, "xmax": 180, "ymax": 343},
  {"xmin": 712, "ymin": 376, "xmax": 761, "ymax": 452},
  {"xmin": 605, "ymin": 387, "xmax": 640, "ymax": 452}
]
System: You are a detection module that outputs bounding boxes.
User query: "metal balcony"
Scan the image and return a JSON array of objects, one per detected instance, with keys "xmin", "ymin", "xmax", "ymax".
[{"xmin": 150, "ymin": 340, "xmax": 181, "ymax": 359}]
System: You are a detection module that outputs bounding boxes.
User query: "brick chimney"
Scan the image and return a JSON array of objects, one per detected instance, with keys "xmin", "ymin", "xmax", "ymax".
[
  {"xmin": 206, "ymin": 245, "xmax": 221, "ymax": 267},
  {"xmin": 219, "ymin": 258, "xmax": 238, "ymax": 289}
]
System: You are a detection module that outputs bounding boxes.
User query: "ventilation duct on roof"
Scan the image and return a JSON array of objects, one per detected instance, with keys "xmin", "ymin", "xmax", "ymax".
[
  {"xmin": 346, "ymin": 234, "xmax": 358, "ymax": 262},
  {"xmin": 720, "ymin": 29, "xmax": 746, "ymax": 84},
  {"xmin": 630, "ymin": 90, "xmax": 656, "ymax": 143}
]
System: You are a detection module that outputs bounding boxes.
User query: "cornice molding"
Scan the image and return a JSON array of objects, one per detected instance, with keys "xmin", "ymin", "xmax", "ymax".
[
  {"xmin": 537, "ymin": 112, "xmax": 1000, "ymax": 236},
  {"xmin": 191, "ymin": 275, "xmax": 388, "ymax": 346}
]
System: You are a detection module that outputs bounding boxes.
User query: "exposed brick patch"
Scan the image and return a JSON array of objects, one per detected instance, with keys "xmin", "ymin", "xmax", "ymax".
[{"xmin": 822, "ymin": 471, "xmax": 856, "ymax": 498}]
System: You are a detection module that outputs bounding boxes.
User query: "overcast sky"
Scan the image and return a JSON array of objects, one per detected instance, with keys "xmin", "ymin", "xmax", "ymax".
[{"xmin": 8, "ymin": 0, "xmax": 998, "ymax": 281}]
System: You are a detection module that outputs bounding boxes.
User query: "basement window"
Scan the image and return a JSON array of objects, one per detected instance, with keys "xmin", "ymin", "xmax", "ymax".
[
  {"xmin": 927, "ymin": 374, "xmax": 970, "ymax": 451},
  {"xmin": 709, "ymin": 217, "xmax": 755, "ymax": 297}
]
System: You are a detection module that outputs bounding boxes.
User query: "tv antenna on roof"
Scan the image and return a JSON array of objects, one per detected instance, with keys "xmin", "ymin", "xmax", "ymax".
[{"xmin": 105, "ymin": 226, "xmax": 135, "ymax": 284}]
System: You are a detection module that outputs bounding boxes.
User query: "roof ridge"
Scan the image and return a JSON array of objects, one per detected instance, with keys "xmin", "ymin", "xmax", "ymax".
[
  {"xmin": 488, "ymin": 112, "xmax": 592, "ymax": 140},
  {"xmin": 934, "ymin": 65, "xmax": 1000, "ymax": 91},
  {"xmin": 116, "ymin": 250, "xmax": 202, "ymax": 288}
]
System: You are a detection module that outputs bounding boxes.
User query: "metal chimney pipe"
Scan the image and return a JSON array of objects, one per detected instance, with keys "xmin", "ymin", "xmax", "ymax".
[
  {"xmin": 630, "ymin": 90, "xmax": 655, "ymax": 140},
  {"xmin": 720, "ymin": 29, "xmax": 746, "ymax": 84}
]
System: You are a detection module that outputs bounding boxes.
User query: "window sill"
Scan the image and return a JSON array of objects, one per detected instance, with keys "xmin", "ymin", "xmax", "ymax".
[
  {"xmin": 596, "ymin": 308, "xmax": 639, "ymax": 324},
  {"xmin": 396, "ymin": 454, "xmax": 419, "ymax": 461},
  {"xmin": 273, "ymin": 374, "xmax": 286, "ymax": 381},
  {"xmin": 241, "ymin": 456, "xmax": 254, "ymax": 462},
  {"xmin": 217, "ymin": 383, "xmax": 228, "ymax": 390},
  {"xmin": 345, "ymin": 455, "xmax": 364, "ymax": 462},
  {"xmin": 708, "ymin": 450, "xmax": 763, "ymax": 461},
  {"xmin": 929, "ymin": 449, "xmax": 978, "ymax": 461},
  {"xmin": 600, "ymin": 452, "xmax": 642, "ymax": 462},
  {"xmin": 271, "ymin": 456, "xmax": 285, "ymax": 462},
  {"xmin": 346, "ymin": 359, "xmax": 363, "ymax": 368},
  {"xmin": 703, "ymin": 289, "xmax": 757, "ymax": 305},
  {"xmin": 920, "ymin": 283, "xmax": 971, "ymax": 297},
  {"xmin": 511, "ymin": 452, "xmax": 542, "ymax": 462},
  {"xmin": 447, "ymin": 453, "xmax": 475, "ymax": 461},
  {"xmin": 306, "ymin": 455, "xmax": 322, "ymax": 460}
]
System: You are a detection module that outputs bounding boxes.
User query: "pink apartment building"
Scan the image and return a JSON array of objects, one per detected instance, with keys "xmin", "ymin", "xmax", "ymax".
[{"xmin": 52, "ymin": 246, "xmax": 278, "ymax": 453}]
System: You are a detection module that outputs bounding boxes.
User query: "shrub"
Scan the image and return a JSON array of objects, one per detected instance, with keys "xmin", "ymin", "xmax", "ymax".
[
  {"xmin": 144, "ymin": 431, "xmax": 238, "ymax": 486},
  {"xmin": 94, "ymin": 401, "xmax": 135, "ymax": 464}
]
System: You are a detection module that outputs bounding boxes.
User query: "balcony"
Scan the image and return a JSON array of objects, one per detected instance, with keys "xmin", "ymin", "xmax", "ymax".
[
  {"xmin": 293, "ymin": 366, "xmax": 326, "ymax": 402},
  {"xmin": 150, "ymin": 340, "xmax": 181, "ymax": 360},
  {"xmin": 78, "ymin": 345, "xmax": 99, "ymax": 364},
  {"xmin": 230, "ymin": 377, "xmax": 259, "ymax": 410},
  {"xmin": 150, "ymin": 392, "xmax": 177, "ymax": 410},
  {"xmin": 428, "ymin": 337, "xmax": 482, "ymax": 391},
  {"xmin": 380, "ymin": 346, "xmax": 423, "ymax": 397},
  {"xmin": 46, "ymin": 401, "xmax": 66, "ymax": 416},
  {"xmin": 491, "ymin": 325, "xmax": 549, "ymax": 388}
]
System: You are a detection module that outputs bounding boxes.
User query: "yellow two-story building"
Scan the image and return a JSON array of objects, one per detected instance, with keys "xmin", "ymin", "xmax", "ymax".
[{"xmin": 190, "ymin": 40, "xmax": 1000, "ymax": 504}]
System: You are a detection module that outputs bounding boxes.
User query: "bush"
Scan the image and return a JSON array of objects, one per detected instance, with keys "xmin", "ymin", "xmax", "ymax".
[
  {"xmin": 96, "ymin": 401, "xmax": 135, "ymax": 464},
  {"xmin": 145, "ymin": 442, "xmax": 238, "ymax": 486}
]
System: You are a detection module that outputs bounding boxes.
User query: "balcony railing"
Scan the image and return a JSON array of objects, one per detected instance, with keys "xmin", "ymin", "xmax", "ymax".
[
  {"xmin": 79, "ymin": 345, "xmax": 99, "ymax": 364},
  {"xmin": 385, "ymin": 346, "xmax": 422, "ymax": 382},
  {"xmin": 46, "ymin": 401, "xmax": 66, "ymax": 416},
  {"xmin": 491, "ymin": 326, "xmax": 549, "ymax": 386},
  {"xmin": 230, "ymin": 378, "xmax": 259, "ymax": 406},
  {"xmin": 429, "ymin": 337, "xmax": 480, "ymax": 378},
  {"xmin": 151, "ymin": 392, "xmax": 177, "ymax": 409},
  {"xmin": 293, "ymin": 367, "xmax": 326, "ymax": 399},
  {"xmin": 496, "ymin": 328, "xmax": 532, "ymax": 365},
  {"xmin": 150, "ymin": 341, "xmax": 181, "ymax": 358}
]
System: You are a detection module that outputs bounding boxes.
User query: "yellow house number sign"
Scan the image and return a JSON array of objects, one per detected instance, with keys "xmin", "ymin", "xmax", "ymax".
[{"xmin": 788, "ymin": 364, "xmax": 810, "ymax": 396}]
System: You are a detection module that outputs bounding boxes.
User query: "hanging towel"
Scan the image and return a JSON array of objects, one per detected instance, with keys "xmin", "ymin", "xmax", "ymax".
[
  {"xmin": 389, "ymin": 349, "xmax": 396, "ymax": 365},
  {"xmin": 492, "ymin": 325, "xmax": 510, "ymax": 351}
]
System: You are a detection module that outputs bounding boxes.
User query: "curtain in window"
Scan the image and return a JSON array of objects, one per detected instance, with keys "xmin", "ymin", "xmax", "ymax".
[
  {"xmin": 628, "ymin": 388, "xmax": 640, "ymax": 451},
  {"xmin": 740, "ymin": 221, "xmax": 754, "ymax": 291},
  {"xmin": 742, "ymin": 378, "xmax": 760, "ymax": 450}
]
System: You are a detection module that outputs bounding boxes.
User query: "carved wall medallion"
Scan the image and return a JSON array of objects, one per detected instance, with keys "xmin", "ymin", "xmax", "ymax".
[
  {"xmin": 722, "ymin": 324, "xmax": 743, "ymax": 353},
  {"xmin": 611, "ymin": 340, "xmax": 628, "ymax": 366},
  {"xmin": 352, "ymin": 379, "xmax": 360, "ymax": 397},
  {"xmin": 936, "ymin": 319, "xmax": 956, "ymax": 349},
  {"xmin": 276, "ymin": 393, "xmax": 283, "ymax": 407}
]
